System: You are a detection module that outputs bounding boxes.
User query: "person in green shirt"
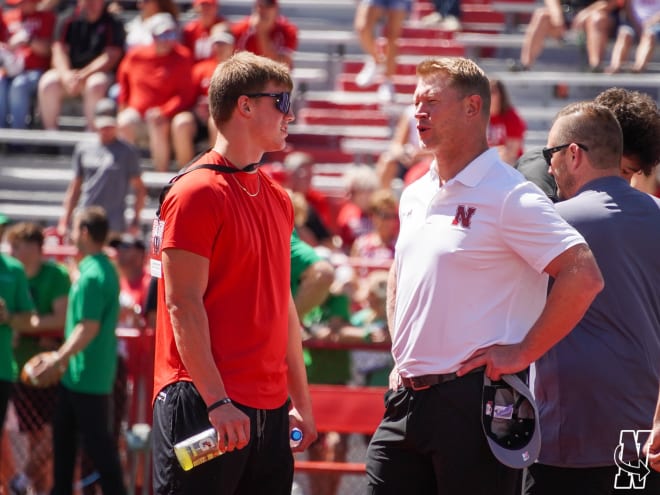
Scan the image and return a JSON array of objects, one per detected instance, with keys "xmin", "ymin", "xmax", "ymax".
[
  {"xmin": 0, "ymin": 248, "xmax": 35, "ymax": 449},
  {"xmin": 6, "ymin": 221, "xmax": 71, "ymax": 495},
  {"xmin": 31, "ymin": 206, "xmax": 126, "ymax": 495}
]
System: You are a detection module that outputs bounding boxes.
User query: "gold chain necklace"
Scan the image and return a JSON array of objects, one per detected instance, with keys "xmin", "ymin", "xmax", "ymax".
[
  {"xmin": 220, "ymin": 153, "xmax": 261, "ymax": 197},
  {"xmin": 230, "ymin": 173, "xmax": 261, "ymax": 197}
]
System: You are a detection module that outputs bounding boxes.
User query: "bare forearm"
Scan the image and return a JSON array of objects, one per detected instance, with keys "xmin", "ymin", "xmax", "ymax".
[
  {"xmin": 519, "ymin": 245, "xmax": 603, "ymax": 363},
  {"xmin": 56, "ymin": 321, "xmax": 98, "ymax": 362},
  {"xmin": 286, "ymin": 297, "xmax": 312, "ymax": 414},
  {"xmin": 386, "ymin": 263, "xmax": 397, "ymax": 340},
  {"xmin": 170, "ymin": 299, "xmax": 227, "ymax": 405},
  {"xmin": 78, "ymin": 49, "xmax": 121, "ymax": 80},
  {"xmin": 9, "ymin": 312, "xmax": 36, "ymax": 333}
]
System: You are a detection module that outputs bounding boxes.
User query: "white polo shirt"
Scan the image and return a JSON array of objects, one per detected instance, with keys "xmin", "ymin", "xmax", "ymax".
[{"xmin": 393, "ymin": 148, "xmax": 585, "ymax": 377}]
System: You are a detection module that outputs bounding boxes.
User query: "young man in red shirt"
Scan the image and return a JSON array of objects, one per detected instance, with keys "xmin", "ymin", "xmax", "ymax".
[{"xmin": 151, "ymin": 51, "xmax": 316, "ymax": 494}]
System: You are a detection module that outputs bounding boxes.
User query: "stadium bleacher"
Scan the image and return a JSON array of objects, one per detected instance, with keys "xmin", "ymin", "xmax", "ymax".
[{"xmin": 0, "ymin": 0, "xmax": 658, "ymax": 231}]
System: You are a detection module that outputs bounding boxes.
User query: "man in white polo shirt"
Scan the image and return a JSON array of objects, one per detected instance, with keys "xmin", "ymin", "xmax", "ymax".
[{"xmin": 365, "ymin": 57, "xmax": 605, "ymax": 495}]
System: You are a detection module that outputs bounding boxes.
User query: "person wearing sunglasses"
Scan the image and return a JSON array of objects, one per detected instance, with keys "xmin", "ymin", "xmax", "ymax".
[
  {"xmin": 151, "ymin": 51, "xmax": 316, "ymax": 494},
  {"xmin": 116, "ymin": 12, "xmax": 197, "ymax": 172},
  {"xmin": 366, "ymin": 56, "xmax": 603, "ymax": 495},
  {"xmin": 516, "ymin": 88, "xmax": 660, "ymax": 199},
  {"xmin": 528, "ymin": 102, "xmax": 660, "ymax": 494}
]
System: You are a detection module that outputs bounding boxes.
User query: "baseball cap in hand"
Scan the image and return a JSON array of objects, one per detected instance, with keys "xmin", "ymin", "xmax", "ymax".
[{"xmin": 482, "ymin": 373, "xmax": 541, "ymax": 469}]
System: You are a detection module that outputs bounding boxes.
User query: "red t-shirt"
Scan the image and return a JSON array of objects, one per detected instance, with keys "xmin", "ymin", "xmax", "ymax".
[
  {"xmin": 0, "ymin": 9, "xmax": 6, "ymax": 42},
  {"xmin": 117, "ymin": 44, "xmax": 196, "ymax": 119},
  {"xmin": 231, "ymin": 16, "xmax": 297, "ymax": 59},
  {"xmin": 487, "ymin": 108, "xmax": 527, "ymax": 158},
  {"xmin": 152, "ymin": 151, "xmax": 294, "ymax": 409},
  {"xmin": 182, "ymin": 16, "xmax": 226, "ymax": 62},
  {"xmin": 191, "ymin": 57, "xmax": 216, "ymax": 98},
  {"xmin": 3, "ymin": 8, "xmax": 55, "ymax": 71}
]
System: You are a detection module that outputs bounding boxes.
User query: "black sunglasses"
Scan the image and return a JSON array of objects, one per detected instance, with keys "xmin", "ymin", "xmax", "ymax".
[
  {"xmin": 243, "ymin": 92, "xmax": 291, "ymax": 114},
  {"xmin": 542, "ymin": 143, "xmax": 589, "ymax": 167}
]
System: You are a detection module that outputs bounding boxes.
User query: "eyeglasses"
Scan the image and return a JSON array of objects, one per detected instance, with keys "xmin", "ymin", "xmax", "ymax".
[
  {"xmin": 542, "ymin": 143, "xmax": 589, "ymax": 167},
  {"xmin": 243, "ymin": 92, "xmax": 291, "ymax": 114}
]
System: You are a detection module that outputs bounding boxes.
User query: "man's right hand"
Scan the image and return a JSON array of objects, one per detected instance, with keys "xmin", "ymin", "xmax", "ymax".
[{"xmin": 209, "ymin": 403, "xmax": 251, "ymax": 453}]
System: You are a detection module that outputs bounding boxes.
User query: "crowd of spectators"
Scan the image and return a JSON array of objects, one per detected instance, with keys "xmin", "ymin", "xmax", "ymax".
[{"xmin": 0, "ymin": 0, "xmax": 298, "ymax": 171}]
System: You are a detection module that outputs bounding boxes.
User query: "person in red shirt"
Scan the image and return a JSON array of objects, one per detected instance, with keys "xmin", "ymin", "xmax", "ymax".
[
  {"xmin": 110, "ymin": 234, "xmax": 151, "ymax": 329},
  {"xmin": 0, "ymin": 0, "xmax": 55, "ymax": 130},
  {"xmin": 231, "ymin": 0, "xmax": 297, "ymax": 68},
  {"xmin": 336, "ymin": 164, "xmax": 380, "ymax": 253},
  {"xmin": 487, "ymin": 78, "xmax": 526, "ymax": 165},
  {"xmin": 116, "ymin": 12, "xmax": 196, "ymax": 172},
  {"xmin": 191, "ymin": 23, "xmax": 234, "ymax": 144},
  {"xmin": 181, "ymin": 0, "xmax": 227, "ymax": 62},
  {"xmin": 151, "ymin": 51, "xmax": 316, "ymax": 493}
]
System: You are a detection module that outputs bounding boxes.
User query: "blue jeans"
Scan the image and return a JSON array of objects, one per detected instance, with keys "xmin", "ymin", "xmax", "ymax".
[{"xmin": 0, "ymin": 70, "xmax": 42, "ymax": 129}]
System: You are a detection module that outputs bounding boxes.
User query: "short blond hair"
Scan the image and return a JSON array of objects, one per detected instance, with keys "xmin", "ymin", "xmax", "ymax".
[{"xmin": 209, "ymin": 51, "xmax": 293, "ymax": 126}]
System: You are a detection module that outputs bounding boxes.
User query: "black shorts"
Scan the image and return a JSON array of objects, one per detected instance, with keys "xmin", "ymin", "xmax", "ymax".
[{"xmin": 152, "ymin": 381, "xmax": 293, "ymax": 495}]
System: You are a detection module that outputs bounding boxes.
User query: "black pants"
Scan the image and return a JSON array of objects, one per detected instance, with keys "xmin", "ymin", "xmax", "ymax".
[
  {"xmin": 366, "ymin": 371, "xmax": 521, "ymax": 495},
  {"xmin": 51, "ymin": 386, "xmax": 127, "ymax": 495},
  {"xmin": 528, "ymin": 463, "xmax": 660, "ymax": 495},
  {"xmin": 152, "ymin": 381, "xmax": 293, "ymax": 495}
]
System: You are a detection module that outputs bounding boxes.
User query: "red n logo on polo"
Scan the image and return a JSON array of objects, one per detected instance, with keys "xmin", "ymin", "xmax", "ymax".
[{"xmin": 452, "ymin": 205, "xmax": 476, "ymax": 228}]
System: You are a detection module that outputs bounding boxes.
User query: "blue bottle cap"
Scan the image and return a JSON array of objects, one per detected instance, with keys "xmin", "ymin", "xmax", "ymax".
[{"xmin": 290, "ymin": 428, "xmax": 303, "ymax": 441}]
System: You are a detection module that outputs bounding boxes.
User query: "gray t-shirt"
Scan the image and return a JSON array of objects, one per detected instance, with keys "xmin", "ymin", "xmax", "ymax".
[
  {"xmin": 535, "ymin": 176, "xmax": 660, "ymax": 467},
  {"xmin": 73, "ymin": 138, "xmax": 141, "ymax": 233}
]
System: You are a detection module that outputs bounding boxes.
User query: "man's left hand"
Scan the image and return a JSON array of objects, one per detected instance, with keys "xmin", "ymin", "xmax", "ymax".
[{"xmin": 456, "ymin": 343, "xmax": 529, "ymax": 381}]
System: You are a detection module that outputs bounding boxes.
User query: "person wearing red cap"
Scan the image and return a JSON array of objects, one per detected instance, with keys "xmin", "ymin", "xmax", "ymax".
[
  {"xmin": 231, "ymin": 0, "xmax": 297, "ymax": 68},
  {"xmin": 181, "ymin": 0, "xmax": 227, "ymax": 62},
  {"xmin": 0, "ymin": 0, "xmax": 55, "ymax": 131}
]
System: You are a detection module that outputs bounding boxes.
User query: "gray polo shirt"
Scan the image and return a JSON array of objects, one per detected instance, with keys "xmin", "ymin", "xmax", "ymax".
[
  {"xmin": 535, "ymin": 176, "xmax": 660, "ymax": 467},
  {"xmin": 73, "ymin": 137, "xmax": 141, "ymax": 233}
]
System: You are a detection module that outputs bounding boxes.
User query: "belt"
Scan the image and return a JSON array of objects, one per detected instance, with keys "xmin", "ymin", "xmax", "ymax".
[{"xmin": 400, "ymin": 367, "xmax": 484, "ymax": 391}]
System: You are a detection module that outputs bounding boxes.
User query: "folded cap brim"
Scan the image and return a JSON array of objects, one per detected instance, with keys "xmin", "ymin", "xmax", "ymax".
[{"xmin": 482, "ymin": 373, "xmax": 541, "ymax": 469}]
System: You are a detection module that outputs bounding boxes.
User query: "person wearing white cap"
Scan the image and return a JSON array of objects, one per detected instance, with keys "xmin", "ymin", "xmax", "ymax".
[
  {"xmin": 192, "ymin": 23, "xmax": 234, "ymax": 144},
  {"xmin": 58, "ymin": 97, "xmax": 146, "ymax": 240},
  {"xmin": 116, "ymin": 12, "xmax": 197, "ymax": 172}
]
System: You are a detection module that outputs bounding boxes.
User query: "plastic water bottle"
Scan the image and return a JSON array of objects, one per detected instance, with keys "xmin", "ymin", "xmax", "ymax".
[
  {"xmin": 173, "ymin": 428, "xmax": 222, "ymax": 471},
  {"xmin": 290, "ymin": 428, "xmax": 303, "ymax": 448}
]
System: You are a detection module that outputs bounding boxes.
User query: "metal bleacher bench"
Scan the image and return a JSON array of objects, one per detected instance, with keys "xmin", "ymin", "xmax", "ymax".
[{"xmin": 490, "ymin": 0, "xmax": 540, "ymax": 32}]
